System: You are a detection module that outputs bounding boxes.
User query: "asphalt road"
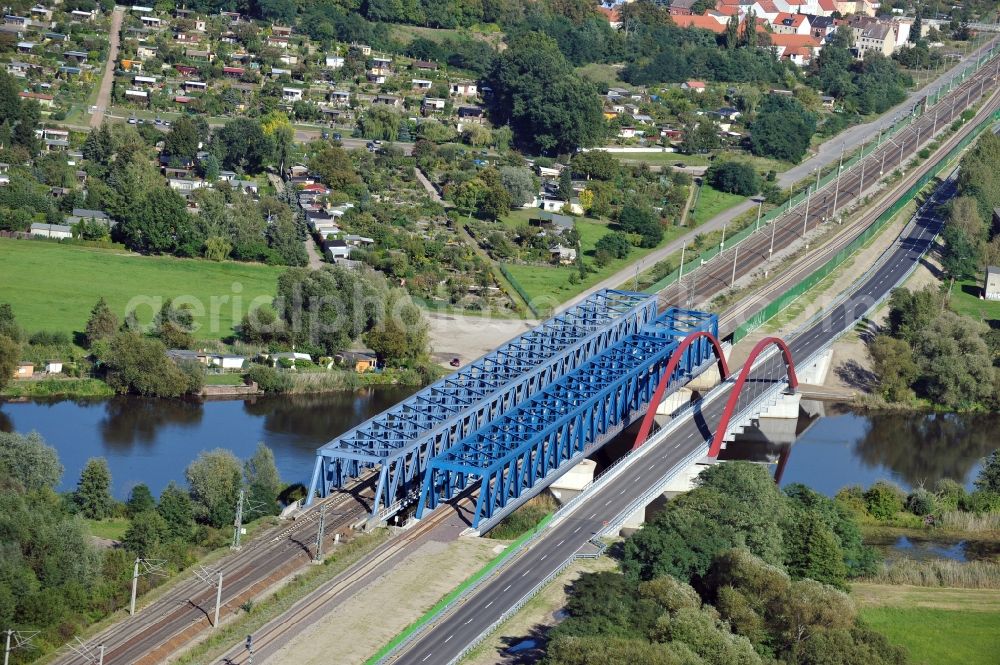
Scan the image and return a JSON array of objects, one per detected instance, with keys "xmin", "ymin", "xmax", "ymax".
[
  {"xmin": 90, "ymin": 7, "xmax": 124, "ymax": 129},
  {"xmin": 389, "ymin": 140, "xmax": 961, "ymax": 665}
]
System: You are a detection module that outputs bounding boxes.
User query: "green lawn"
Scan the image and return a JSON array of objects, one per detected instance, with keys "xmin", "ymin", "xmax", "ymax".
[
  {"xmin": 689, "ymin": 185, "xmax": 747, "ymax": 226},
  {"xmin": 503, "ymin": 218, "xmax": 687, "ymax": 308},
  {"xmin": 0, "ymin": 239, "xmax": 282, "ymax": 339},
  {"xmin": 854, "ymin": 584, "xmax": 1000, "ymax": 665},
  {"xmin": 613, "ymin": 152, "xmax": 710, "ymax": 167},
  {"xmin": 949, "ymin": 278, "xmax": 1000, "ymax": 323},
  {"xmin": 85, "ymin": 518, "xmax": 130, "ymax": 541},
  {"xmin": 576, "ymin": 63, "xmax": 624, "ymax": 88},
  {"xmin": 861, "ymin": 606, "xmax": 1000, "ymax": 664}
]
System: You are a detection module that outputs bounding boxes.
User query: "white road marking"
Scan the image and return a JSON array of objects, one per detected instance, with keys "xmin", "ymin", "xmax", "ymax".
[
  {"xmin": 445, "ymin": 634, "xmax": 453, "ymax": 643},
  {"xmin": 590, "ymin": 513, "xmax": 597, "ymax": 519},
  {"xmin": 604, "ymin": 500, "xmax": 612, "ymax": 506},
  {"xmin": 485, "ymin": 601, "xmax": 493, "ymax": 608},
  {"xmin": 503, "ymin": 584, "xmax": 512, "ymax": 592},
  {"xmin": 557, "ymin": 539, "xmax": 565, "ymax": 547},
  {"xmin": 522, "ymin": 570, "xmax": 529, "ymax": 577},
  {"xmin": 465, "ymin": 618, "xmax": 474, "ymax": 625},
  {"xmin": 422, "ymin": 654, "xmax": 432, "ymax": 662},
  {"xmin": 573, "ymin": 526, "xmax": 581, "ymax": 533},
  {"xmin": 540, "ymin": 554, "xmax": 548, "ymax": 561}
]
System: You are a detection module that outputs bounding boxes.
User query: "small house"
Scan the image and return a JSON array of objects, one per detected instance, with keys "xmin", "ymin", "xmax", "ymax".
[
  {"xmin": 14, "ymin": 362, "xmax": 33, "ymax": 379},
  {"xmin": 550, "ymin": 244, "xmax": 578, "ymax": 265},
  {"xmin": 282, "ymin": 87, "xmax": 303, "ymax": 102},
  {"xmin": 326, "ymin": 239, "xmax": 350, "ymax": 259},
  {"xmin": 985, "ymin": 266, "xmax": 1000, "ymax": 301},
  {"xmin": 30, "ymin": 222, "xmax": 72, "ymax": 239},
  {"xmin": 681, "ymin": 80, "xmax": 706, "ymax": 93},
  {"xmin": 450, "ymin": 81, "xmax": 477, "ymax": 97},
  {"xmin": 45, "ymin": 360, "xmax": 63, "ymax": 374},
  {"xmin": 334, "ymin": 351, "xmax": 378, "ymax": 373}
]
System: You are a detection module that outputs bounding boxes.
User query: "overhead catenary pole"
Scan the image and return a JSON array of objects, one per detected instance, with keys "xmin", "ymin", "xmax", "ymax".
[
  {"xmin": 754, "ymin": 199, "xmax": 763, "ymax": 231},
  {"xmin": 214, "ymin": 571, "xmax": 223, "ymax": 629},
  {"xmin": 831, "ymin": 145, "xmax": 844, "ymax": 217},
  {"xmin": 802, "ymin": 185, "xmax": 811, "ymax": 237},
  {"xmin": 232, "ymin": 488, "xmax": 245, "ymax": 550},
  {"xmin": 730, "ymin": 244, "xmax": 739, "ymax": 288},
  {"xmin": 678, "ymin": 242, "xmax": 686, "ymax": 282},
  {"xmin": 314, "ymin": 503, "xmax": 327, "ymax": 562},
  {"xmin": 129, "ymin": 558, "xmax": 165, "ymax": 616}
]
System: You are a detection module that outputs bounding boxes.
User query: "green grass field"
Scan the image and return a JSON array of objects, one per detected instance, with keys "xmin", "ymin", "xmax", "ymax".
[
  {"xmin": 0, "ymin": 239, "xmax": 282, "ymax": 339},
  {"xmin": 854, "ymin": 584, "xmax": 1000, "ymax": 665},
  {"xmin": 690, "ymin": 185, "xmax": 747, "ymax": 226},
  {"xmin": 84, "ymin": 518, "xmax": 130, "ymax": 541},
  {"xmin": 502, "ymin": 218, "xmax": 686, "ymax": 307},
  {"xmin": 613, "ymin": 152, "xmax": 710, "ymax": 167},
  {"xmin": 576, "ymin": 63, "xmax": 624, "ymax": 88},
  {"xmin": 949, "ymin": 278, "xmax": 1000, "ymax": 323}
]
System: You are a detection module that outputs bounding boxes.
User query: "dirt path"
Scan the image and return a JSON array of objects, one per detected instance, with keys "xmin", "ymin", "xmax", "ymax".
[
  {"xmin": 415, "ymin": 167, "xmax": 448, "ymax": 205},
  {"xmin": 91, "ymin": 7, "xmax": 124, "ymax": 128}
]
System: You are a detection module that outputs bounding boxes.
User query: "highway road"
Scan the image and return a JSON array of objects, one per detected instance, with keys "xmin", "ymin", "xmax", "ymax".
[{"xmin": 389, "ymin": 134, "xmax": 964, "ymax": 665}]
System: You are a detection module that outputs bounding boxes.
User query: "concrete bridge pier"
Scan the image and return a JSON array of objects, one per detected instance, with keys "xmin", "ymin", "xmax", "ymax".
[{"xmin": 620, "ymin": 456, "xmax": 718, "ymax": 530}]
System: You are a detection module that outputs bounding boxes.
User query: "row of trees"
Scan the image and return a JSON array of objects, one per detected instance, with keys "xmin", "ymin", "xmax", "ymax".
[
  {"xmin": 240, "ymin": 264, "xmax": 430, "ymax": 364},
  {"xmin": 545, "ymin": 463, "xmax": 903, "ymax": 665},
  {"xmin": 0, "ymin": 429, "xmax": 285, "ymax": 657},
  {"xmin": 868, "ymin": 286, "xmax": 999, "ymax": 409}
]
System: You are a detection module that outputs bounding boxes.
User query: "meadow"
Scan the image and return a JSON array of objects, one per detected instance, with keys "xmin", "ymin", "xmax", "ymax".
[{"xmin": 0, "ymin": 238, "xmax": 282, "ymax": 340}]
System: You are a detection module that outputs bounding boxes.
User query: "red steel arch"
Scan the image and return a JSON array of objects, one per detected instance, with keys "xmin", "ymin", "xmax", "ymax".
[
  {"xmin": 631, "ymin": 330, "xmax": 731, "ymax": 450},
  {"xmin": 707, "ymin": 336, "xmax": 798, "ymax": 457}
]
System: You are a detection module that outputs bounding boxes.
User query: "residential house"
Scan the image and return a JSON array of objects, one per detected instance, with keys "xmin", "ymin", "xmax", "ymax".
[
  {"xmin": 374, "ymin": 94, "xmax": 402, "ymax": 108},
  {"xmin": 137, "ymin": 45, "xmax": 157, "ymax": 60},
  {"xmin": 768, "ymin": 34, "xmax": 823, "ymax": 65},
  {"xmin": 457, "ymin": 105, "xmax": 485, "ymax": 124},
  {"xmin": 596, "ymin": 6, "xmax": 622, "ymax": 29},
  {"xmin": 326, "ymin": 239, "xmax": 350, "ymax": 259},
  {"xmin": 44, "ymin": 360, "xmax": 63, "ymax": 373},
  {"xmin": 30, "ymin": 221, "xmax": 72, "ymax": 238},
  {"xmin": 13, "ymin": 362, "xmax": 33, "ymax": 379},
  {"xmin": 668, "ymin": 0, "xmax": 699, "ymax": 15},
  {"xmin": 328, "ymin": 90, "xmax": 350, "ymax": 105},
  {"xmin": 541, "ymin": 197, "xmax": 583, "ymax": 215},
  {"xmin": 325, "ymin": 55, "xmax": 345, "ymax": 69},
  {"xmin": 412, "ymin": 60, "xmax": 438, "ymax": 71},
  {"xmin": 422, "ymin": 97, "xmax": 446, "ymax": 112},
  {"xmin": 771, "ymin": 12, "xmax": 811, "ymax": 34},
  {"xmin": 63, "ymin": 50, "xmax": 88, "ymax": 63},
  {"xmin": 550, "ymin": 244, "xmax": 577, "ymax": 265},
  {"xmin": 850, "ymin": 18, "xmax": 896, "ymax": 58},
  {"xmin": 282, "ymin": 87, "xmax": 303, "ymax": 102},
  {"xmin": 412, "ymin": 78, "xmax": 433, "ymax": 90},
  {"xmin": 682, "ymin": 80, "xmax": 706, "ymax": 93},
  {"xmin": 334, "ymin": 351, "xmax": 377, "ymax": 373},
  {"xmin": 68, "ymin": 208, "xmax": 112, "ymax": 227},
  {"xmin": 19, "ymin": 91, "xmax": 53, "ymax": 107},
  {"xmin": 450, "ymin": 81, "xmax": 477, "ymax": 97}
]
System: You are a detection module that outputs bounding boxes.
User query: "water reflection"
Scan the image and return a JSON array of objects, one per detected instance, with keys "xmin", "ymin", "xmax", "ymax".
[
  {"xmin": 99, "ymin": 397, "xmax": 204, "ymax": 448},
  {"xmin": 729, "ymin": 404, "xmax": 993, "ymax": 494}
]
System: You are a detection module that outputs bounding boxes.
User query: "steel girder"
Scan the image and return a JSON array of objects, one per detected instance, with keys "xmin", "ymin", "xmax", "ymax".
[
  {"xmin": 417, "ymin": 308, "xmax": 718, "ymax": 528},
  {"xmin": 305, "ymin": 290, "xmax": 658, "ymax": 514}
]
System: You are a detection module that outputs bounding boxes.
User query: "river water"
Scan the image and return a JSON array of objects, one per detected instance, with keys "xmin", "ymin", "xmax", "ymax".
[{"xmin": 0, "ymin": 395, "xmax": 993, "ymax": 499}]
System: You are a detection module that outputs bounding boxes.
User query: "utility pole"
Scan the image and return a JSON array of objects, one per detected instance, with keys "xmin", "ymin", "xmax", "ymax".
[
  {"xmin": 730, "ymin": 244, "xmax": 739, "ymax": 288},
  {"xmin": 4, "ymin": 630, "xmax": 37, "ymax": 665},
  {"xmin": 232, "ymin": 488, "xmax": 265, "ymax": 551},
  {"xmin": 678, "ymin": 242, "xmax": 686, "ymax": 282},
  {"xmin": 130, "ymin": 558, "xmax": 165, "ymax": 616},
  {"xmin": 768, "ymin": 218, "xmax": 777, "ymax": 262},
  {"xmin": 754, "ymin": 199, "xmax": 763, "ymax": 232},
  {"xmin": 858, "ymin": 146, "xmax": 866, "ymax": 200},
  {"xmin": 802, "ymin": 185, "xmax": 811, "ymax": 237},
  {"xmin": 831, "ymin": 145, "xmax": 844, "ymax": 218},
  {"xmin": 313, "ymin": 503, "xmax": 327, "ymax": 563},
  {"xmin": 193, "ymin": 567, "xmax": 224, "ymax": 629},
  {"xmin": 932, "ymin": 107, "xmax": 939, "ymax": 135},
  {"xmin": 720, "ymin": 223, "xmax": 726, "ymax": 252},
  {"xmin": 232, "ymin": 488, "xmax": 245, "ymax": 550}
]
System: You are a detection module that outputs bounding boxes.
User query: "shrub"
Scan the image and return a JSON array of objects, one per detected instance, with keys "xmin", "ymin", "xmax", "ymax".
[
  {"xmin": 905, "ymin": 488, "xmax": 936, "ymax": 516},
  {"xmin": 834, "ymin": 485, "xmax": 867, "ymax": 515},
  {"xmin": 705, "ymin": 161, "xmax": 761, "ymax": 196},
  {"xmin": 863, "ymin": 481, "xmax": 905, "ymax": 521},
  {"xmin": 935, "ymin": 478, "xmax": 967, "ymax": 511},
  {"xmin": 277, "ymin": 357, "xmax": 294, "ymax": 369},
  {"xmin": 960, "ymin": 489, "xmax": 1000, "ymax": 514},
  {"xmin": 293, "ymin": 358, "xmax": 315, "ymax": 369},
  {"xmin": 243, "ymin": 364, "xmax": 292, "ymax": 393}
]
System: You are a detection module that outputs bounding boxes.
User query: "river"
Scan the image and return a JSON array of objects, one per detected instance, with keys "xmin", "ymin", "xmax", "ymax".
[{"xmin": 0, "ymin": 396, "xmax": 993, "ymax": 498}]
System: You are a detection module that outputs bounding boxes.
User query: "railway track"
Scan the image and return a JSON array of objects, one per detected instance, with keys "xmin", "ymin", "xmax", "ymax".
[
  {"xmin": 660, "ymin": 55, "xmax": 1000, "ymax": 324},
  {"xmin": 52, "ymin": 475, "xmax": 379, "ymax": 665}
]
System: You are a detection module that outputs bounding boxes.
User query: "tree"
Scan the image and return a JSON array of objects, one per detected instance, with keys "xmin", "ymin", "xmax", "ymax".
[
  {"xmin": 157, "ymin": 482, "xmax": 194, "ymax": 541},
  {"xmin": 572, "ymin": 150, "xmax": 620, "ymax": 181},
  {"xmin": 618, "ymin": 204, "xmax": 662, "ymax": 248},
  {"xmin": 559, "ymin": 167, "xmax": 574, "ymax": 201},
  {"xmin": 910, "ymin": 11, "xmax": 922, "ymax": 43},
  {"xmin": 0, "ymin": 430, "xmax": 63, "ymax": 491},
  {"xmin": 750, "ymin": 95, "xmax": 817, "ymax": 163},
  {"xmin": 213, "ymin": 117, "xmax": 273, "ymax": 173},
  {"xmin": 0, "ymin": 302, "xmax": 22, "ymax": 342},
  {"xmin": 185, "ymin": 449, "xmax": 243, "ymax": 528},
  {"xmin": 162, "ymin": 115, "xmax": 201, "ymax": 160},
  {"xmin": 76, "ymin": 457, "xmax": 114, "ymax": 519},
  {"xmin": 868, "ymin": 335, "xmax": 917, "ymax": 402},
  {"xmin": 126, "ymin": 483, "xmax": 156, "ymax": 518},
  {"xmin": 499, "ymin": 166, "xmax": 537, "ymax": 207},
  {"xmin": 274, "ymin": 266, "xmax": 388, "ymax": 355},
  {"xmin": 783, "ymin": 511, "xmax": 849, "ymax": 588},
  {"xmin": 85, "ymin": 297, "xmax": 120, "ymax": 348},
  {"xmin": 863, "ymin": 481, "xmax": 904, "ymax": 520},
  {"xmin": 912, "ymin": 311, "xmax": 994, "ymax": 409},
  {"xmin": 359, "ymin": 105, "xmax": 402, "ymax": 141},
  {"xmin": 244, "ymin": 443, "xmax": 282, "ymax": 520},
  {"xmin": 478, "ymin": 168, "xmax": 512, "ymax": 219},
  {"xmin": 309, "ymin": 143, "xmax": 361, "ymax": 192},
  {"xmin": 706, "ymin": 161, "xmax": 761, "ymax": 196},
  {"xmin": 153, "ymin": 299, "xmax": 195, "ymax": 349},
  {"xmin": 976, "ymin": 450, "xmax": 1000, "ymax": 494},
  {"xmin": 595, "ymin": 232, "xmax": 631, "ymax": 261},
  {"xmin": 363, "ymin": 289, "xmax": 429, "ymax": 364},
  {"xmin": 487, "ymin": 32, "xmax": 604, "ymax": 154},
  {"xmin": 97, "ymin": 331, "xmax": 201, "ymax": 397},
  {"xmin": 886, "ymin": 286, "xmax": 944, "ymax": 343},
  {"xmin": 0, "ymin": 333, "xmax": 18, "ymax": 393},
  {"xmin": 116, "ymin": 187, "xmax": 195, "ymax": 255},
  {"xmin": 122, "ymin": 510, "xmax": 167, "ymax": 556}
]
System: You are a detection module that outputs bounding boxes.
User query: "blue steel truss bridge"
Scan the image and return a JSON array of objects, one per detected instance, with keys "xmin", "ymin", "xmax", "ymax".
[{"xmin": 306, "ymin": 289, "xmax": 722, "ymax": 530}]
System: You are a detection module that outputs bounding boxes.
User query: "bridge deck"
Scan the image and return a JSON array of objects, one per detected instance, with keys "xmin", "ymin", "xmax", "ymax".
[{"xmin": 306, "ymin": 290, "xmax": 658, "ymax": 516}]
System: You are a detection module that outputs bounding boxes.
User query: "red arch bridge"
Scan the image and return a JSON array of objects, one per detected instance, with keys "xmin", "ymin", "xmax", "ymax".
[{"xmin": 306, "ymin": 289, "xmax": 799, "ymax": 530}]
